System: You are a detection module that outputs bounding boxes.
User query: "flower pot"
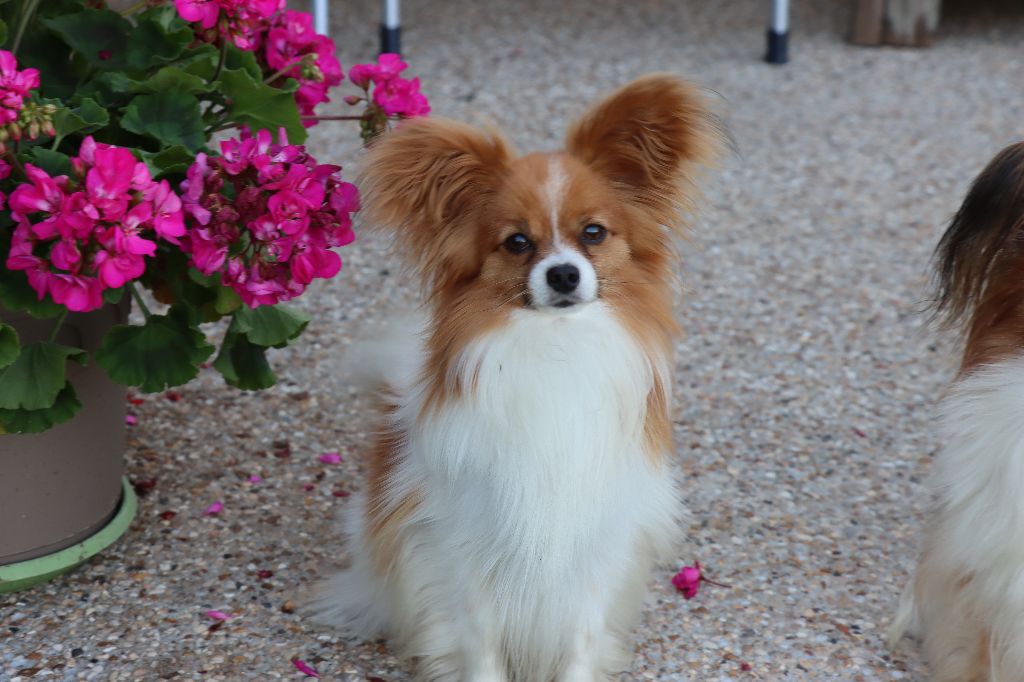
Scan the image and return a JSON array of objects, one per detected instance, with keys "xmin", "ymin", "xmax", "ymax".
[{"xmin": 0, "ymin": 301, "xmax": 135, "ymax": 592}]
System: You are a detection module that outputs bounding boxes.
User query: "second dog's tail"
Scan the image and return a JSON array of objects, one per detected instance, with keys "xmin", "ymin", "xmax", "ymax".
[
  {"xmin": 933, "ymin": 143, "xmax": 1024, "ymax": 362},
  {"xmin": 334, "ymin": 311, "xmax": 427, "ymax": 395}
]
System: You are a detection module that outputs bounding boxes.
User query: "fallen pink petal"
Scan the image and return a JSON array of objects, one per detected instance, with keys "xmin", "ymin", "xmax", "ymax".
[
  {"xmin": 204, "ymin": 501, "xmax": 224, "ymax": 516},
  {"xmin": 318, "ymin": 452, "xmax": 342, "ymax": 464},
  {"xmin": 248, "ymin": 474, "xmax": 263, "ymax": 483},
  {"xmin": 672, "ymin": 562, "xmax": 703, "ymax": 600},
  {"xmin": 672, "ymin": 560, "xmax": 731, "ymax": 600},
  {"xmin": 204, "ymin": 610, "xmax": 232, "ymax": 621},
  {"xmin": 124, "ymin": 414, "xmax": 137, "ymax": 425},
  {"xmin": 292, "ymin": 658, "xmax": 320, "ymax": 678},
  {"xmin": 302, "ymin": 483, "xmax": 316, "ymax": 492}
]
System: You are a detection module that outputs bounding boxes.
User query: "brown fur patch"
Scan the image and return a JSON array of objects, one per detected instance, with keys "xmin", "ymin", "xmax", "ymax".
[{"xmin": 364, "ymin": 402, "xmax": 418, "ymax": 575}]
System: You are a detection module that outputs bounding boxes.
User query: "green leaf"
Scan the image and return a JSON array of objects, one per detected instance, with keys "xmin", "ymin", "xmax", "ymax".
[
  {"xmin": 137, "ymin": 66, "xmax": 211, "ymax": 95},
  {"xmin": 125, "ymin": 14, "xmax": 192, "ymax": 71},
  {"xmin": 214, "ymin": 286, "xmax": 242, "ymax": 315},
  {"xmin": 77, "ymin": 72, "xmax": 141, "ymax": 108},
  {"xmin": 138, "ymin": 145, "xmax": 195, "ymax": 179},
  {"xmin": 96, "ymin": 311, "xmax": 214, "ymax": 392},
  {"xmin": 15, "ymin": 26, "xmax": 80, "ymax": 100},
  {"xmin": 0, "ymin": 269, "xmax": 63, "ymax": 318},
  {"xmin": 0, "ymin": 18, "xmax": 8, "ymax": 47},
  {"xmin": 42, "ymin": 10, "xmax": 132, "ymax": 71},
  {"xmin": 220, "ymin": 67, "xmax": 306, "ymax": 144},
  {"xmin": 102, "ymin": 286, "xmax": 125, "ymax": 305},
  {"xmin": 213, "ymin": 332, "xmax": 276, "ymax": 390},
  {"xmin": 120, "ymin": 91, "xmax": 206, "ymax": 152},
  {"xmin": 224, "ymin": 44, "xmax": 262, "ymax": 81},
  {"xmin": 0, "ymin": 382, "xmax": 82, "ymax": 434},
  {"xmin": 233, "ymin": 305, "xmax": 310, "ymax": 348},
  {"xmin": 0, "ymin": 342, "xmax": 88, "ymax": 410},
  {"xmin": 175, "ymin": 45, "xmax": 220, "ymax": 80},
  {"xmin": 187, "ymin": 268, "xmax": 220, "ymax": 288},
  {"xmin": 137, "ymin": 3, "xmax": 185, "ymax": 32},
  {"xmin": 52, "ymin": 97, "xmax": 109, "ymax": 140},
  {"xmin": 0, "ymin": 323, "xmax": 18, "ymax": 369},
  {"xmin": 26, "ymin": 148, "xmax": 72, "ymax": 177}
]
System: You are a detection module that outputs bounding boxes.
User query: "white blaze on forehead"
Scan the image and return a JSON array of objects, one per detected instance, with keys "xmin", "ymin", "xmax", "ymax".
[{"xmin": 544, "ymin": 157, "xmax": 569, "ymax": 247}]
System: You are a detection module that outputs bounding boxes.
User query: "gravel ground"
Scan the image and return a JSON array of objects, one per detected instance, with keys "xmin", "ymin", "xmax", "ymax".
[{"xmin": 5, "ymin": 0, "xmax": 1024, "ymax": 680}]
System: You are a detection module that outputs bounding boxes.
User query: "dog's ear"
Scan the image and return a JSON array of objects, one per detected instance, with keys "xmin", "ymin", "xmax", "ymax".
[
  {"xmin": 565, "ymin": 74, "xmax": 727, "ymax": 230},
  {"xmin": 359, "ymin": 118, "xmax": 512, "ymax": 290}
]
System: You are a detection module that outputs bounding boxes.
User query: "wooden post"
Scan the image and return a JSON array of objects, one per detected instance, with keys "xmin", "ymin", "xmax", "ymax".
[
  {"xmin": 851, "ymin": 0, "xmax": 885, "ymax": 45},
  {"xmin": 850, "ymin": 0, "xmax": 941, "ymax": 47},
  {"xmin": 884, "ymin": 0, "xmax": 941, "ymax": 47}
]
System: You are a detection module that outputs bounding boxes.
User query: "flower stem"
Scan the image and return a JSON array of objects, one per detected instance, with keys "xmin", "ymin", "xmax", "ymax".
[
  {"xmin": 301, "ymin": 115, "xmax": 366, "ymax": 121},
  {"xmin": 263, "ymin": 57, "xmax": 307, "ymax": 85},
  {"xmin": 118, "ymin": 0, "xmax": 148, "ymax": 16},
  {"xmin": 702, "ymin": 577, "xmax": 731, "ymax": 589},
  {"xmin": 4, "ymin": 151, "xmax": 27, "ymax": 179},
  {"xmin": 12, "ymin": 0, "xmax": 42, "ymax": 56},
  {"xmin": 212, "ymin": 39, "xmax": 228, "ymax": 82},
  {"xmin": 129, "ymin": 283, "xmax": 153, "ymax": 321},
  {"xmin": 48, "ymin": 309, "xmax": 68, "ymax": 343}
]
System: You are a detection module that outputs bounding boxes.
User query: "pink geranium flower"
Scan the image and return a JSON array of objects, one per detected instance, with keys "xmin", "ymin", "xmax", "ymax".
[
  {"xmin": 0, "ymin": 49, "xmax": 40, "ymax": 126},
  {"xmin": 262, "ymin": 10, "xmax": 343, "ymax": 126},
  {"xmin": 175, "ymin": 0, "xmax": 220, "ymax": 29},
  {"xmin": 5, "ymin": 138, "xmax": 185, "ymax": 312},
  {"xmin": 175, "ymin": 0, "xmax": 284, "ymax": 50},
  {"xmin": 178, "ymin": 127, "xmax": 357, "ymax": 308},
  {"xmin": 346, "ymin": 53, "xmax": 430, "ymax": 137}
]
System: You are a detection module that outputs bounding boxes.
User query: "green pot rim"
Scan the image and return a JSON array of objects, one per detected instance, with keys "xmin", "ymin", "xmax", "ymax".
[{"xmin": 0, "ymin": 476, "xmax": 137, "ymax": 594}]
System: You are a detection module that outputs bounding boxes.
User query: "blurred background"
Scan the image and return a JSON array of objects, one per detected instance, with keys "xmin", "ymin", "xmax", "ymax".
[{"xmin": 5, "ymin": 0, "xmax": 1024, "ymax": 680}]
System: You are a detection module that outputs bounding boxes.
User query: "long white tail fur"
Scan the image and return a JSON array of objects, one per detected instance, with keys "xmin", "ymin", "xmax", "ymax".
[{"xmin": 898, "ymin": 354, "xmax": 1024, "ymax": 679}]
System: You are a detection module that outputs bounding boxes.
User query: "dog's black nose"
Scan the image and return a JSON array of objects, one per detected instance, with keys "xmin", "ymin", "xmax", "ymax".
[{"xmin": 546, "ymin": 264, "xmax": 580, "ymax": 294}]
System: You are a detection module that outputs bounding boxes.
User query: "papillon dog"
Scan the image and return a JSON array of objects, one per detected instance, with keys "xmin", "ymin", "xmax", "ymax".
[
  {"xmin": 891, "ymin": 142, "xmax": 1024, "ymax": 681},
  {"xmin": 309, "ymin": 74, "xmax": 726, "ymax": 681}
]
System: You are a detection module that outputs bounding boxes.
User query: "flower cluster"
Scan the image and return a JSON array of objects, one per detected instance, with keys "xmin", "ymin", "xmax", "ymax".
[
  {"xmin": 5, "ymin": 138, "xmax": 185, "ymax": 312},
  {"xmin": 349, "ymin": 53, "xmax": 430, "ymax": 118},
  {"xmin": 174, "ymin": 0, "xmax": 284, "ymax": 50},
  {"xmin": 0, "ymin": 49, "xmax": 42, "ymax": 151},
  {"xmin": 178, "ymin": 128, "xmax": 358, "ymax": 307},
  {"xmin": 263, "ymin": 10, "xmax": 344, "ymax": 126}
]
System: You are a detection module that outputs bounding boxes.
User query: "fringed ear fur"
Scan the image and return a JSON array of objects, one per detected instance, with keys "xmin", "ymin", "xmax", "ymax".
[
  {"xmin": 358, "ymin": 118, "xmax": 512, "ymax": 291},
  {"xmin": 932, "ymin": 142, "xmax": 1024, "ymax": 331},
  {"xmin": 565, "ymin": 73, "xmax": 728, "ymax": 232}
]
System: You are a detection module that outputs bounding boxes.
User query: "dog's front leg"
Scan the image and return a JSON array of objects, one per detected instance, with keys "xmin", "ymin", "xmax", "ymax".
[
  {"xmin": 561, "ymin": 604, "xmax": 619, "ymax": 682},
  {"xmin": 457, "ymin": 595, "xmax": 507, "ymax": 682}
]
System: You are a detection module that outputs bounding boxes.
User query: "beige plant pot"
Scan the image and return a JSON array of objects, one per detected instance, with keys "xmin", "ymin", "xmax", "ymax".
[{"xmin": 0, "ymin": 302, "xmax": 129, "ymax": 566}]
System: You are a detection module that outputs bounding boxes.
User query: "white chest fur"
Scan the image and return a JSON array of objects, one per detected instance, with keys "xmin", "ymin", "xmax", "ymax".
[{"xmin": 387, "ymin": 302, "xmax": 681, "ymax": 676}]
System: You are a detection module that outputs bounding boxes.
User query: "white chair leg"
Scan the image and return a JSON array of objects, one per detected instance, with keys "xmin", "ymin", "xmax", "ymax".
[
  {"xmin": 766, "ymin": 0, "xmax": 789, "ymax": 64},
  {"xmin": 380, "ymin": 0, "xmax": 401, "ymax": 54},
  {"xmin": 312, "ymin": 0, "xmax": 328, "ymax": 35}
]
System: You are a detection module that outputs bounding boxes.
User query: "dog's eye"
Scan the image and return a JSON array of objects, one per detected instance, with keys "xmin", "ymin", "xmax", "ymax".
[
  {"xmin": 504, "ymin": 233, "xmax": 533, "ymax": 254},
  {"xmin": 581, "ymin": 224, "xmax": 607, "ymax": 245}
]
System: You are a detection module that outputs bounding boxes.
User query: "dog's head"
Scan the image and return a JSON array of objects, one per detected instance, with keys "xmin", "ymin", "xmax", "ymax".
[{"xmin": 359, "ymin": 74, "xmax": 725, "ymax": 318}]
